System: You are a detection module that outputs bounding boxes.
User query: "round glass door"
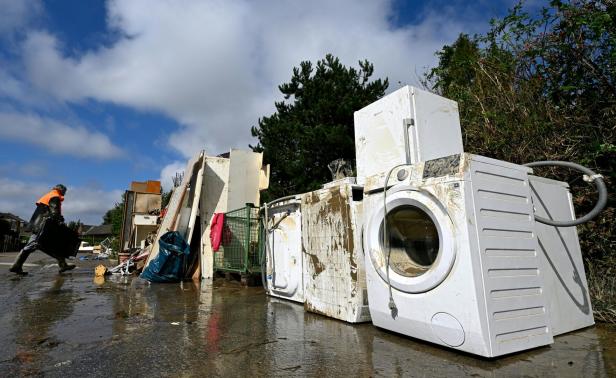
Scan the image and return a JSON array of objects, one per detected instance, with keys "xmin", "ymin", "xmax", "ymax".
[
  {"xmin": 366, "ymin": 188, "xmax": 456, "ymax": 293},
  {"xmin": 382, "ymin": 206, "xmax": 440, "ymax": 277}
]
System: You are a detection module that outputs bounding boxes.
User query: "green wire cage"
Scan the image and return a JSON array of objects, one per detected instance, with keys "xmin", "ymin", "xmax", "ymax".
[{"xmin": 213, "ymin": 205, "xmax": 263, "ymax": 274}]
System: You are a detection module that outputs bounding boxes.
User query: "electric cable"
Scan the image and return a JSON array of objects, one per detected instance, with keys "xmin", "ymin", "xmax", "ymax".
[{"xmin": 382, "ymin": 163, "xmax": 413, "ymax": 319}]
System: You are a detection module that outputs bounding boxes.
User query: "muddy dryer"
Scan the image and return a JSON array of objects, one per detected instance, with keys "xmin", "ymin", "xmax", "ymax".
[
  {"xmin": 264, "ymin": 196, "xmax": 304, "ymax": 303},
  {"xmin": 362, "ymin": 154, "xmax": 555, "ymax": 357},
  {"xmin": 301, "ymin": 179, "xmax": 371, "ymax": 323}
]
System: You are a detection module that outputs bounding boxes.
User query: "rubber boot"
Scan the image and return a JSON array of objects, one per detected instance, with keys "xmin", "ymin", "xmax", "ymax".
[
  {"xmin": 58, "ymin": 259, "xmax": 76, "ymax": 273},
  {"xmin": 9, "ymin": 251, "xmax": 30, "ymax": 276}
]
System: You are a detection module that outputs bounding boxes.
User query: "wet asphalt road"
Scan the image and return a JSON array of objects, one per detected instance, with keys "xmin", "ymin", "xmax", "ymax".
[{"xmin": 0, "ymin": 251, "xmax": 614, "ymax": 377}]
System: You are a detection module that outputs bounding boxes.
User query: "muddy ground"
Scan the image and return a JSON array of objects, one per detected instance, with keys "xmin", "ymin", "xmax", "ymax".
[{"xmin": 0, "ymin": 251, "xmax": 614, "ymax": 377}]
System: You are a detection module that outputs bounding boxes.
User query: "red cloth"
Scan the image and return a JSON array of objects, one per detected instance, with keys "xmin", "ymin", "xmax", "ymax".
[{"xmin": 210, "ymin": 213, "xmax": 225, "ymax": 252}]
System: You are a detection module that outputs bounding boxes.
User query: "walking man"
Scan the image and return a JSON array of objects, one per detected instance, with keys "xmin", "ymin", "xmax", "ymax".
[{"xmin": 10, "ymin": 184, "xmax": 76, "ymax": 275}]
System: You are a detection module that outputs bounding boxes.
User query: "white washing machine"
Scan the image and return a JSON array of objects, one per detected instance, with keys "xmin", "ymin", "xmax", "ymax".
[
  {"xmin": 301, "ymin": 179, "xmax": 371, "ymax": 323},
  {"xmin": 264, "ymin": 196, "xmax": 304, "ymax": 303},
  {"xmin": 363, "ymin": 153, "xmax": 554, "ymax": 357}
]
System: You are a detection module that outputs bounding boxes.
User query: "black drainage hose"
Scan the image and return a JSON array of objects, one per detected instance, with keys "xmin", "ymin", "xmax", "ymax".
[{"xmin": 524, "ymin": 161, "xmax": 608, "ymax": 227}]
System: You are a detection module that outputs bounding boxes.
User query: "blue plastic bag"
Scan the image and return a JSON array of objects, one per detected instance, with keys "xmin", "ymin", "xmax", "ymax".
[{"xmin": 140, "ymin": 231, "xmax": 189, "ymax": 283}]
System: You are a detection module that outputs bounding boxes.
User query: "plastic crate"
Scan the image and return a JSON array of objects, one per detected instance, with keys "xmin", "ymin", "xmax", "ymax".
[{"xmin": 213, "ymin": 205, "xmax": 262, "ymax": 274}]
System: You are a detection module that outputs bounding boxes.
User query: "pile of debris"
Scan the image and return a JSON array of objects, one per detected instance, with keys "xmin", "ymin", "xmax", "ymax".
[{"xmin": 101, "ymin": 149, "xmax": 269, "ymax": 282}]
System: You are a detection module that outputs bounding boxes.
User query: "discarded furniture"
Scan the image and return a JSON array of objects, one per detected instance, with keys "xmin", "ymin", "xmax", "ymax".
[
  {"xmin": 199, "ymin": 149, "xmax": 270, "ymax": 280},
  {"xmin": 118, "ymin": 181, "xmax": 162, "ymax": 261},
  {"xmin": 144, "ymin": 149, "xmax": 270, "ymax": 282}
]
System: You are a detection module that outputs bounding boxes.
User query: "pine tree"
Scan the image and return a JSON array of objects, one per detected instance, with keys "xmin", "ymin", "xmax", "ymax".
[{"xmin": 251, "ymin": 54, "xmax": 388, "ymax": 198}]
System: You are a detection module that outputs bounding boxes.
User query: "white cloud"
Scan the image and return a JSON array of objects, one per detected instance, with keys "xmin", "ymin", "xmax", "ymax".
[
  {"xmin": 63, "ymin": 185, "xmax": 124, "ymax": 225},
  {"xmin": 20, "ymin": 0, "xmax": 474, "ymax": 159},
  {"xmin": 0, "ymin": 177, "xmax": 122, "ymax": 225},
  {"xmin": 159, "ymin": 161, "xmax": 185, "ymax": 193},
  {"xmin": 0, "ymin": 111, "xmax": 124, "ymax": 159},
  {"xmin": 0, "ymin": 0, "xmax": 42, "ymax": 36},
  {"xmin": 0, "ymin": 160, "xmax": 48, "ymax": 178},
  {"xmin": 19, "ymin": 161, "xmax": 47, "ymax": 177}
]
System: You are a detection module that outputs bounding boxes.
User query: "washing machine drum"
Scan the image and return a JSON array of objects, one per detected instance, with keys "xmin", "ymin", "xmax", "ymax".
[{"xmin": 366, "ymin": 188, "xmax": 456, "ymax": 293}]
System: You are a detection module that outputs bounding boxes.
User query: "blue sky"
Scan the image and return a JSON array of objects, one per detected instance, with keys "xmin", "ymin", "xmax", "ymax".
[{"xmin": 0, "ymin": 0, "xmax": 532, "ymax": 224}]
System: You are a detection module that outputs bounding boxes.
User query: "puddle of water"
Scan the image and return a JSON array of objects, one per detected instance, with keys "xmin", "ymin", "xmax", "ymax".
[{"xmin": 0, "ymin": 260, "xmax": 614, "ymax": 377}]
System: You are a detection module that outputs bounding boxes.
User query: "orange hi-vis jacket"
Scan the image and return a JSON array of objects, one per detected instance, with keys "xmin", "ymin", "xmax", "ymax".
[
  {"xmin": 37, "ymin": 189, "xmax": 64, "ymax": 207},
  {"xmin": 28, "ymin": 189, "xmax": 64, "ymax": 232}
]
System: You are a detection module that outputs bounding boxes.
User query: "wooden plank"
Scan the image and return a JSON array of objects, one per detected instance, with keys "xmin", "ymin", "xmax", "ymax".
[
  {"xmin": 145, "ymin": 151, "xmax": 203, "ymax": 268},
  {"xmin": 131, "ymin": 180, "xmax": 161, "ymax": 194},
  {"xmin": 186, "ymin": 157, "xmax": 206, "ymax": 243},
  {"xmin": 186, "ymin": 154, "xmax": 205, "ymax": 280},
  {"xmin": 119, "ymin": 190, "xmax": 135, "ymax": 254}
]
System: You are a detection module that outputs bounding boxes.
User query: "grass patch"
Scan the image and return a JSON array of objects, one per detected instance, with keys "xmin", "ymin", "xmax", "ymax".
[{"xmin": 587, "ymin": 261, "xmax": 616, "ymax": 324}]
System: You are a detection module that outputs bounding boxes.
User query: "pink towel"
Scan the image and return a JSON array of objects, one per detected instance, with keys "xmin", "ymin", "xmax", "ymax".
[{"xmin": 210, "ymin": 213, "xmax": 225, "ymax": 252}]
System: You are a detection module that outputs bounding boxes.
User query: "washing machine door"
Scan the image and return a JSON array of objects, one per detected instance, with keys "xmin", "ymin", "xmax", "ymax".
[
  {"xmin": 267, "ymin": 203, "xmax": 303, "ymax": 299},
  {"xmin": 366, "ymin": 186, "xmax": 456, "ymax": 293}
]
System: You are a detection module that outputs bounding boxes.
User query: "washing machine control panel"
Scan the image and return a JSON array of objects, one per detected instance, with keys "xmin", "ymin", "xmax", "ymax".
[{"xmin": 423, "ymin": 154, "xmax": 461, "ymax": 179}]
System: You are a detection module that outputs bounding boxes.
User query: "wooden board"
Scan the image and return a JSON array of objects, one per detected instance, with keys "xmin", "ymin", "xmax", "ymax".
[
  {"xmin": 131, "ymin": 180, "xmax": 161, "ymax": 194},
  {"xmin": 145, "ymin": 151, "xmax": 204, "ymax": 268},
  {"xmin": 187, "ymin": 158, "xmax": 206, "ymax": 243}
]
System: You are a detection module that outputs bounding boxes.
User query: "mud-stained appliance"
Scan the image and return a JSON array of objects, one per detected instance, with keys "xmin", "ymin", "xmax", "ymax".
[
  {"xmin": 264, "ymin": 196, "xmax": 304, "ymax": 303},
  {"xmin": 354, "ymin": 85, "xmax": 464, "ymax": 185},
  {"xmin": 529, "ymin": 176, "xmax": 595, "ymax": 335},
  {"xmin": 362, "ymin": 154, "xmax": 554, "ymax": 357},
  {"xmin": 301, "ymin": 178, "xmax": 371, "ymax": 323}
]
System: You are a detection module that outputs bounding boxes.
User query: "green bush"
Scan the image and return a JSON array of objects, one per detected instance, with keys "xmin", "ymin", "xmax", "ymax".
[{"xmin": 426, "ymin": 0, "xmax": 616, "ymax": 322}]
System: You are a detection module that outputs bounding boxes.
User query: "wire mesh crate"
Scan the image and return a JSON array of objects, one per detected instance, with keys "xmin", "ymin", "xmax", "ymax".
[{"xmin": 213, "ymin": 205, "xmax": 263, "ymax": 274}]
